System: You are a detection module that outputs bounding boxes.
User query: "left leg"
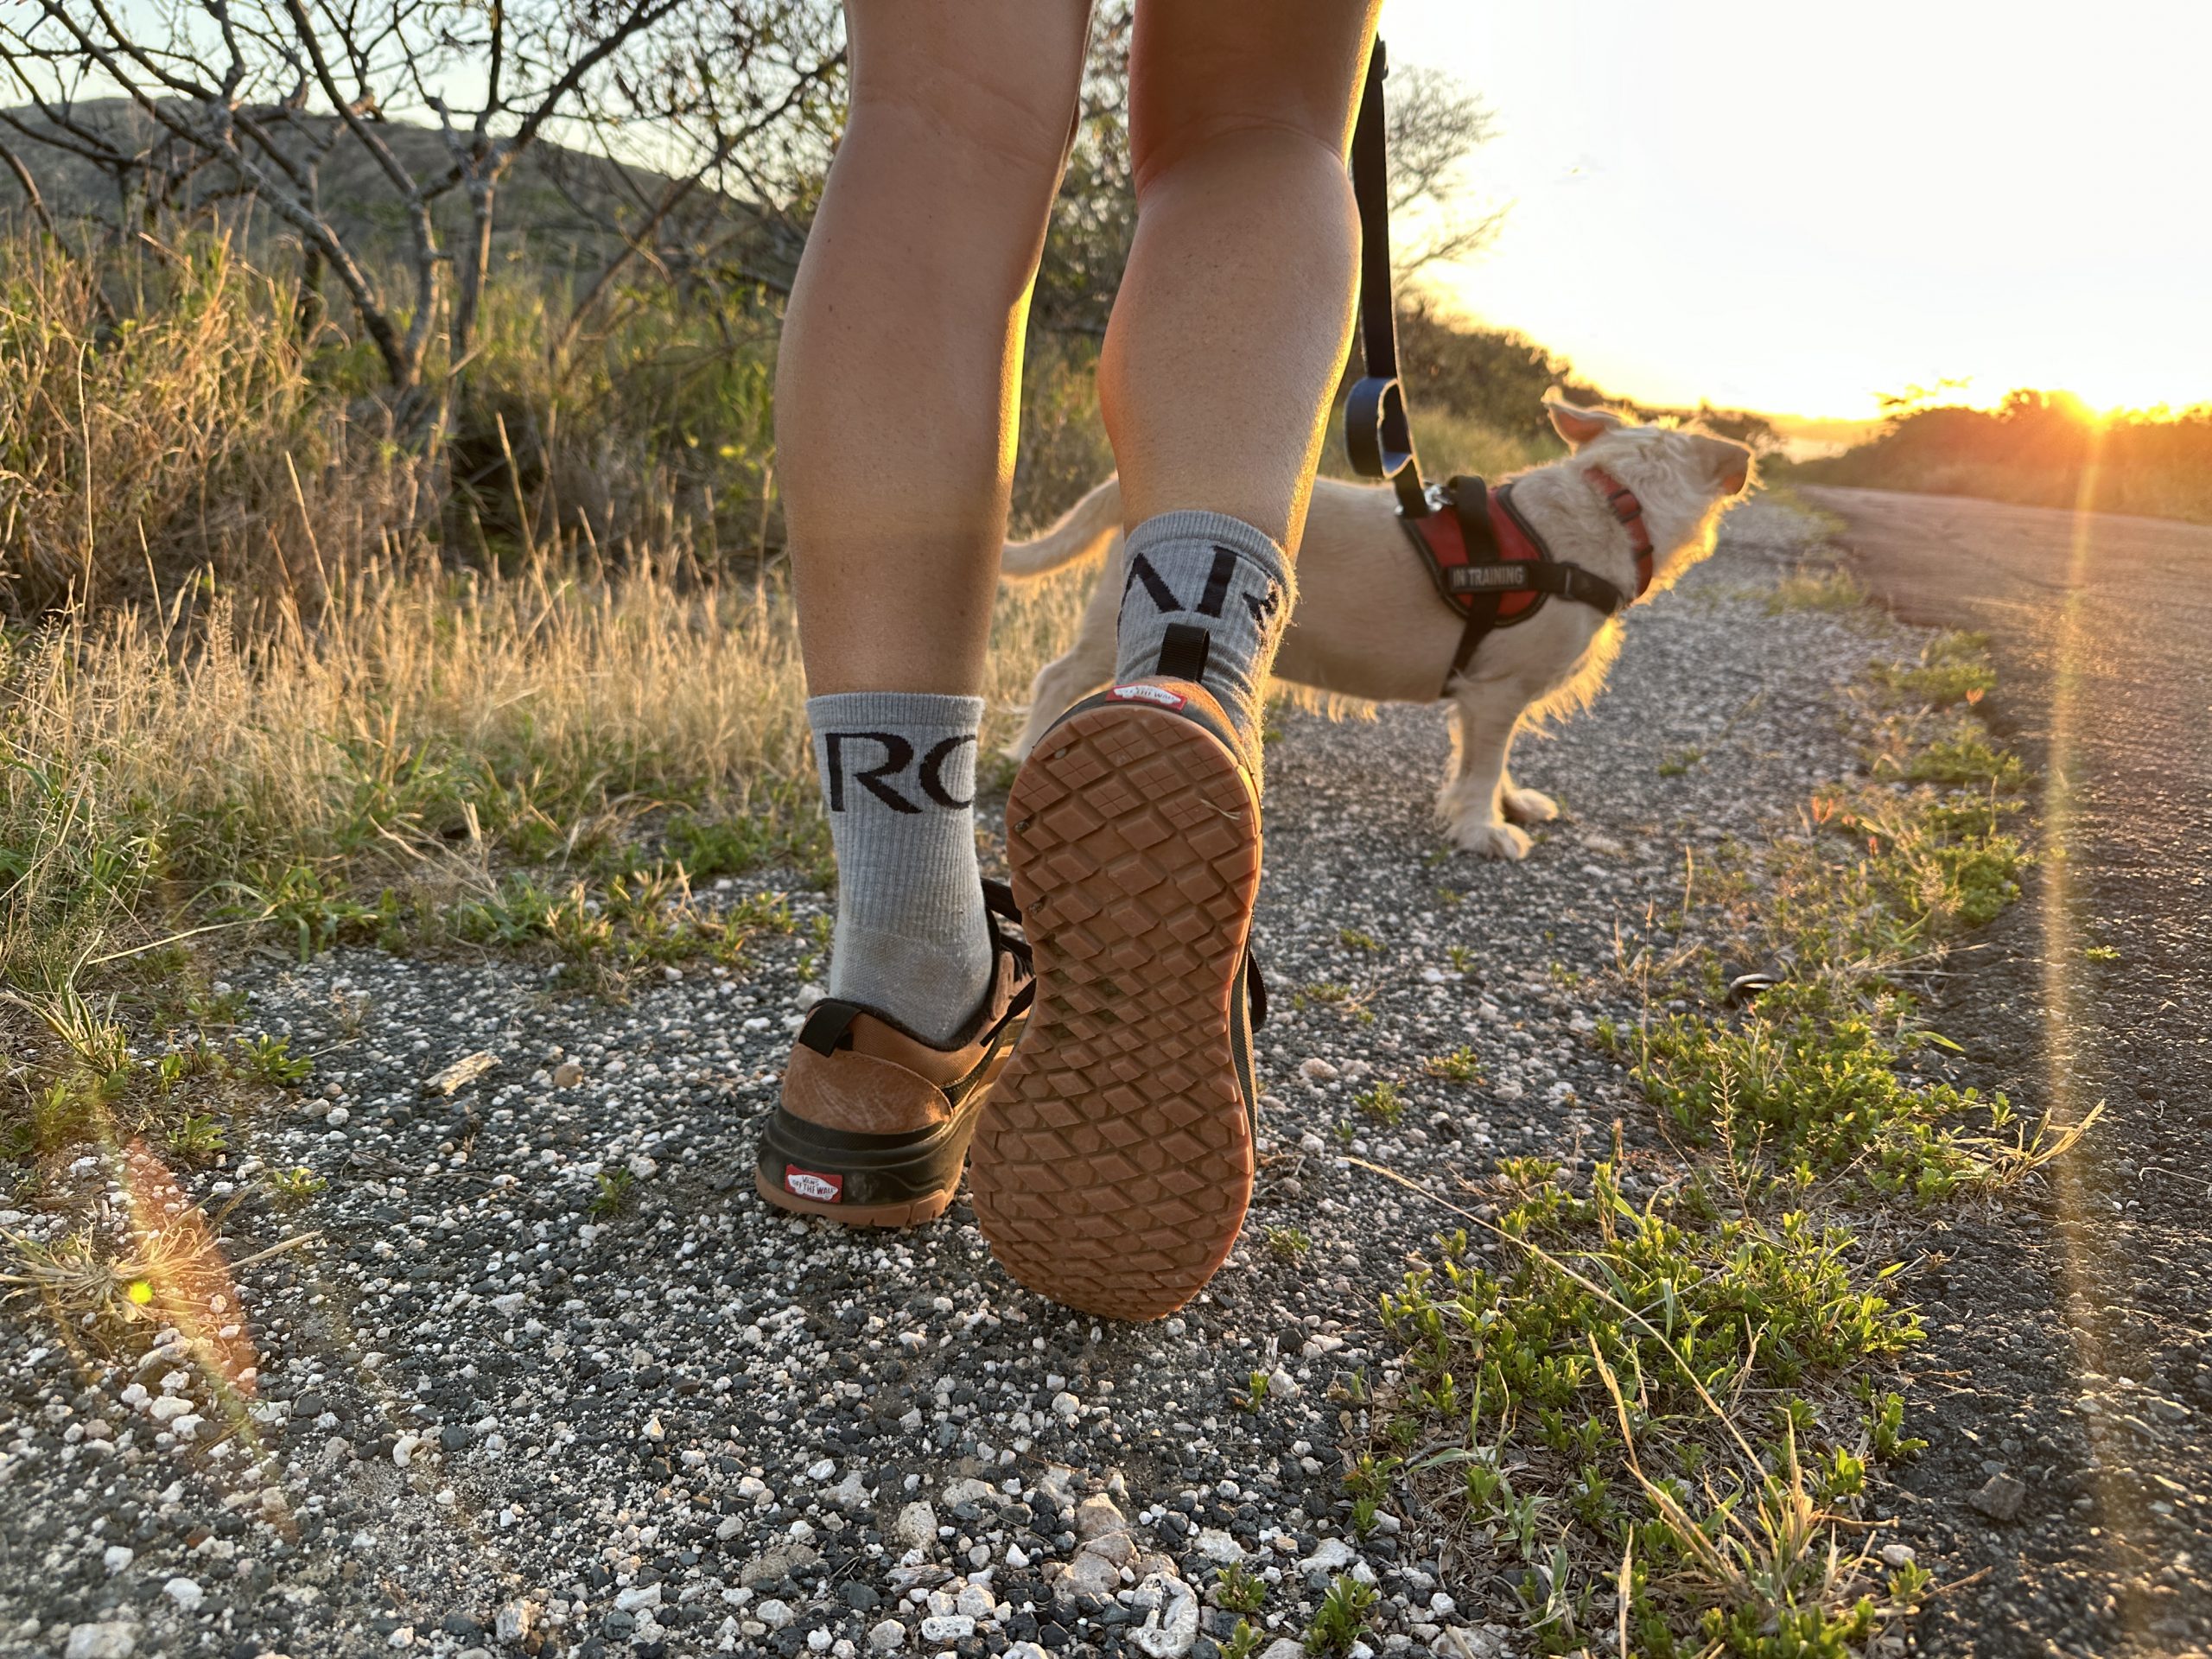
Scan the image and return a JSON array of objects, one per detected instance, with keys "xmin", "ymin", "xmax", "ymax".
[
  {"xmin": 755, "ymin": 2, "xmax": 1093, "ymax": 1230},
  {"xmin": 775, "ymin": 0, "xmax": 1093, "ymax": 1040}
]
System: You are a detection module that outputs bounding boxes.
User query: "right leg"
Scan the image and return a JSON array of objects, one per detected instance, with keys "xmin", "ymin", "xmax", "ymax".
[
  {"xmin": 1093, "ymin": 0, "xmax": 1379, "ymax": 766},
  {"xmin": 1104, "ymin": 0, "xmax": 1377, "ymax": 550},
  {"xmin": 971, "ymin": 1, "xmax": 1380, "ymax": 1321}
]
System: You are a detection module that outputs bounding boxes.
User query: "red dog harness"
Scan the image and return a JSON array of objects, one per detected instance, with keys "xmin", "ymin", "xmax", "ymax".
[{"xmin": 1403, "ymin": 465, "xmax": 1656, "ymax": 695}]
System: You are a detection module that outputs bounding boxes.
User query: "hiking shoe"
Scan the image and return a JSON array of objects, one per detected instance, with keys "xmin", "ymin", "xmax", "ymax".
[
  {"xmin": 969, "ymin": 678, "xmax": 1266, "ymax": 1321},
  {"xmin": 755, "ymin": 880, "xmax": 1033, "ymax": 1227}
]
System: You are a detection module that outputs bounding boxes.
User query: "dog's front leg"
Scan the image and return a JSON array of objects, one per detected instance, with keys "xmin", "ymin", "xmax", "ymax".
[
  {"xmin": 1007, "ymin": 645, "xmax": 1112, "ymax": 761},
  {"xmin": 1499, "ymin": 749, "xmax": 1560, "ymax": 826},
  {"xmin": 1005, "ymin": 549, "xmax": 1125, "ymax": 760},
  {"xmin": 1440, "ymin": 689, "xmax": 1535, "ymax": 859}
]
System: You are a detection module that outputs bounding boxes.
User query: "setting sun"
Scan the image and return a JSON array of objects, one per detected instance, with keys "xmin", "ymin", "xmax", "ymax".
[{"xmin": 1386, "ymin": 0, "xmax": 2212, "ymax": 423}]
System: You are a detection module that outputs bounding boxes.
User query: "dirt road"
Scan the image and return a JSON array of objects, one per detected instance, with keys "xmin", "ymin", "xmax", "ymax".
[{"xmin": 1808, "ymin": 486, "xmax": 2212, "ymax": 1656}]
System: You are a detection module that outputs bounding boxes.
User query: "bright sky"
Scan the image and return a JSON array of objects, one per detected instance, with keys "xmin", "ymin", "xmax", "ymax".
[{"xmin": 1385, "ymin": 0, "xmax": 2211, "ymax": 423}]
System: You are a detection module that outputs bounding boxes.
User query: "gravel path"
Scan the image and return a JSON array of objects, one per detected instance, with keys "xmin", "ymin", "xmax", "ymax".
[{"xmin": 3, "ymin": 504, "xmax": 1910, "ymax": 1659}]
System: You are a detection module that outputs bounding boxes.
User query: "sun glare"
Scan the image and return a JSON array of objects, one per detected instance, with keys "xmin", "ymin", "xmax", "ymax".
[{"xmin": 1385, "ymin": 0, "xmax": 2211, "ymax": 423}]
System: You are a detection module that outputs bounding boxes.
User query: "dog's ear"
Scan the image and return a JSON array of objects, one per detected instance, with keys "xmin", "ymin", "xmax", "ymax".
[
  {"xmin": 1691, "ymin": 435, "xmax": 1755, "ymax": 496},
  {"xmin": 1543, "ymin": 395, "xmax": 1626, "ymax": 450}
]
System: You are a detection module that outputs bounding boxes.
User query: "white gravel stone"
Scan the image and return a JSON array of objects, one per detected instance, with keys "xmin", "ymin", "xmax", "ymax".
[
  {"xmin": 101, "ymin": 1545, "xmax": 135, "ymax": 1574},
  {"xmin": 64, "ymin": 1626, "xmax": 137, "ymax": 1659},
  {"xmin": 162, "ymin": 1577, "xmax": 204, "ymax": 1613},
  {"xmin": 918, "ymin": 1613, "xmax": 974, "ymax": 1643},
  {"xmin": 1193, "ymin": 1528, "xmax": 1243, "ymax": 1563},
  {"xmin": 1130, "ymin": 1573, "xmax": 1199, "ymax": 1657},
  {"xmin": 755, "ymin": 1599, "xmax": 796, "ymax": 1629},
  {"xmin": 1074, "ymin": 1493, "xmax": 1125, "ymax": 1539},
  {"xmin": 1060, "ymin": 1551, "xmax": 1122, "ymax": 1598},
  {"xmin": 893, "ymin": 1500, "xmax": 938, "ymax": 1550},
  {"xmin": 494, "ymin": 1600, "xmax": 536, "ymax": 1643},
  {"xmin": 1299, "ymin": 1538, "xmax": 1356, "ymax": 1574},
  {"xmin": 867, "ymin": 1618, "xmax": 907, "ymax": 1652}
]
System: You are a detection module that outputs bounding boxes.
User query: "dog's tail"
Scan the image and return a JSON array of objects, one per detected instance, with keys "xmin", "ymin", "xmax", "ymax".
[{"xmin": 1002, "ymin": 475, "xmax": 1122, "ymax": 580}]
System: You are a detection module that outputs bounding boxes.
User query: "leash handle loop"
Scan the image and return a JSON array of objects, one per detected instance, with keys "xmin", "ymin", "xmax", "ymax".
[{"xmin": 1343, "ymin": 38, "xmax": 1429, "ymax": 519}]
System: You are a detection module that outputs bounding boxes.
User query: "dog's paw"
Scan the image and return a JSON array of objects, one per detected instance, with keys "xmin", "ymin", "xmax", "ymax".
[
  {"xmin": 1452, "ymin": 818, "xmax": 1533, "ymax": 861},
  {"xmin": 1501, "ymin": 785, "xmax": 1560, "ymax": 825}
]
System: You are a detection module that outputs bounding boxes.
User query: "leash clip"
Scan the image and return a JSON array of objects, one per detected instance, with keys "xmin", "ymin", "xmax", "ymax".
[{"xmin": 1345, "ymin": 374, "xmax": 1428, "ymax": 518}]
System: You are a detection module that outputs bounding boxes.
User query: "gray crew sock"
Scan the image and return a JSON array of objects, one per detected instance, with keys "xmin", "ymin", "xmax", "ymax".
[
  {"xmin": 807, "ymin": 691, "xmax": 992, "ymax": 1046},
  {"xmin": 1113, "ymin": 511, "xmax": 1294, "ymax": 776}
]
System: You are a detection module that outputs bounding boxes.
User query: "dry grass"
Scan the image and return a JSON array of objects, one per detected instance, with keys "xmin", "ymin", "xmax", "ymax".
[
  {"xmin": 0, "ymin": 547, "xmax": 1091, "ymax": 995},
  {"xmin": 0, "ymin": 230, "xmax": 432, "ymax": 618}
]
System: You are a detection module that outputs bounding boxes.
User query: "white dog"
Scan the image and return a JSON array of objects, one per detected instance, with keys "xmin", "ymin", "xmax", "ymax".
[{"xmin": 1001, "ymin": 398, "xmax": 1753, "ymax": 857}]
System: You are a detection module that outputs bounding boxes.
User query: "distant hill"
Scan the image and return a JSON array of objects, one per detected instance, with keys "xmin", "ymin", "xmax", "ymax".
[{"xmin": 0, "ymin": 99, "xmax": 773, "ymax": 286}]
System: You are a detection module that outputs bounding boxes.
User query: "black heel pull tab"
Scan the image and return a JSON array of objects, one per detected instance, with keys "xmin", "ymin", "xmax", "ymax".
[
  {"xmin": 798, "ymin": 1000, "xmax": 863, "ymax": 1056},
  {"xmin": 1156, "ymin": 622, "xmax": 1211, "ymax": 683}
]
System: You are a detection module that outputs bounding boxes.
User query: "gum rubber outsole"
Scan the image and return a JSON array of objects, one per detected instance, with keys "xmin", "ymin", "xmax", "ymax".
[{"xmin": 969, "ymin": 697, "xmax": 1261, "ymax": 1322}]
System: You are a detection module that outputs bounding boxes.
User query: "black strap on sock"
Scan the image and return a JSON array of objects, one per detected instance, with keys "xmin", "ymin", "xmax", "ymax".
[{"xmin": 1156, "ymin": 622, "xmax": 1211, "ymax": 682}]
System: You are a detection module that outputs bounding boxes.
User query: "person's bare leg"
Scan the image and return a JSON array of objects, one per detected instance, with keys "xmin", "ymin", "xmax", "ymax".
[
  {"xmin": 774, "ymin": 1, "xmax": 1089, "ymax": 1042},
  {"xmin": 1103, "ymin": 0, "xmax": 1378, "ymax": 548},
  {"xmin": 779, "ymin": 1, "xmax": 1090, "ymax": 696},
  {"xmin": 969, "ymin": 3, "xmax": 1381, "ymax": 1320},
  {"xmin": 1093, "ymin": 0, "xmax": 1380, "ymax": 766}
]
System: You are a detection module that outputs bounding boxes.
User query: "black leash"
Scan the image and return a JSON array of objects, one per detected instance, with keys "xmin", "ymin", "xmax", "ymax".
[
  {"xmin": 1343, "ymin": 38, "xmax": 1432, "ymax": 520},
  {"xmin": 1340, "ymin": 41, "xmax": 1641, "ymax": 697}
]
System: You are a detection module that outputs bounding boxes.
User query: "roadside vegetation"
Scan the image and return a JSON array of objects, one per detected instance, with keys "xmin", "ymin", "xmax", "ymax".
[
  {"xmin": 0, "ymin": 204, "xmax": 1569, "ymax": 1209},
  {"xmin": 1786, "ymin": 389, "xmax": 2212, "ymax": 526},
  {"xmin": 1357, "ymin": 605, "xmax": 2085, "ymax": 1653}
]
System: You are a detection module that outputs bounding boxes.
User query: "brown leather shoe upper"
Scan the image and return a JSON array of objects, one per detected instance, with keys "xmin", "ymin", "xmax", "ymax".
[{"xmin": 779, "ymin": 917, "xmax": 1032, "ymax": 1136}]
